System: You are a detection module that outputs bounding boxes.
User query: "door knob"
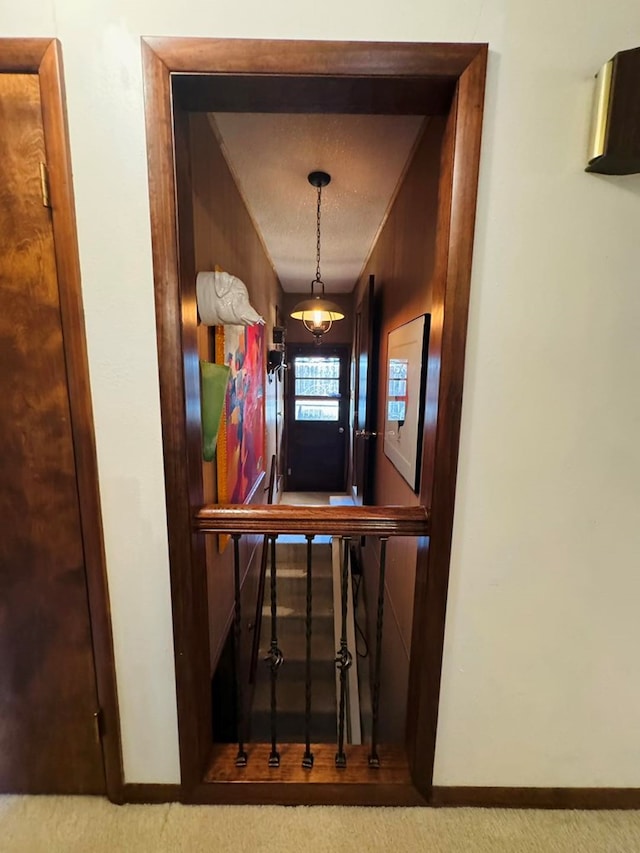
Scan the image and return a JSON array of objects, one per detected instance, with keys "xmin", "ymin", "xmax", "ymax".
[
  {"xmin": 355, "ymin": 429, "xmax": 378, "ymax": 439},
  {"xmin": 338, "ymin": 427, "xmax": 345, "ymax": 433}
]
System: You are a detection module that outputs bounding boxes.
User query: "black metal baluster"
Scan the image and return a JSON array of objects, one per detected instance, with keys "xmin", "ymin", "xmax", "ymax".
[
  {"xmin": 302, "ymin": 533, "xmax": 314, "ymax": 769},
  {"xmin": 368, "ymin": 537, "xmax": 388, "ymax": 768},
  {"xmin": 232, "ymin": 534, "xmax": 248, "ymax": 767},
  {"xmin": 264, "ymin": 534, "xmax": 282, "ymax": 768},
  {"xmin": 335, "ymin": 536, "xmax": 352, "ymax": 769}
]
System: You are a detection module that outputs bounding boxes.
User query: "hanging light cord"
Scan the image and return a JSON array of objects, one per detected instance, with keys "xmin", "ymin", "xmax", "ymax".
[{"xmin": 314, "ymin": 184, "xmax": 323, "ymax": 292}]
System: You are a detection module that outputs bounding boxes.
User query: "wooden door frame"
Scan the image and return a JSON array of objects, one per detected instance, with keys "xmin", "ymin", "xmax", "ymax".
[
  {"xmin": 141, "ymin": 37, "xmax": 487, "ymax": 803},
  {"xmin": 0, "ymin": 38, "xmax": 123, "ymax": 802},
  {"xmin": 351, "ymin": 274, "xmax": 378, "ymax": 506}
]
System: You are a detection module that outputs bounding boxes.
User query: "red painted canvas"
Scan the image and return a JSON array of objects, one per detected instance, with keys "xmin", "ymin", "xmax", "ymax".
[{"xmin": 215, "ymin": 323, "xmax": 265, "ymax": 504}]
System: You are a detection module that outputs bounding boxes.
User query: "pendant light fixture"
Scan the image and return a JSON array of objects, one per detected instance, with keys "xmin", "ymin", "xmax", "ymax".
[{"xmin": 290, "ymin": 171, "xmax": 345, "ymax": 345}]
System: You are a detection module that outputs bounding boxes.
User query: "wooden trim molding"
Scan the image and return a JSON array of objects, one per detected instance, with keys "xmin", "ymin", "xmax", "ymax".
[
  {"xmin": 123, "ymin": 783, "xmax": 183, "ymax": 804},
  {"xmin": 141, "ymin": 37, "xmax": 488, "ymax": 805},
  {"xmin": 408, "ymin": 45, "xmax": 488, "ymax": 796},
  {"xmin": 0, "ymin": 38, "xmax": 50, "ymax": 70},
  {"xmin": 431, "ymin": 787, "xmax": 640, "ymax": 810},
  {"xmin": 122, "ymin": 782, "xmax": 640, "ymax": 808},
  {"xmin": 141, "ymin": 40, "xmax": 213, "ymax": 793},
  {"xmin": 0, "ymin": 38, "xmax": 124, "ymax": 802},
  {"xmin": 143, "ymin": 37, "xmax": 483, "ymax": 78}
]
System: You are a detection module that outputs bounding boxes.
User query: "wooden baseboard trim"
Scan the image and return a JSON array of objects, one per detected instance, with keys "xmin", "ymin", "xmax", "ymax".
[
  {"xmin": 430, "ymin": 786, "xmax": 640, "ymax": 810},
  {"xmin": 122, "ymin": 783, "xmax": 183, "ymax": 804},
  {"xmin": 186, "ymin": 782, "xmax": 427, "ymax": 807},
  {"xmin": 122, "ymin": 782, "xmax": 640, "ymax": 809}
]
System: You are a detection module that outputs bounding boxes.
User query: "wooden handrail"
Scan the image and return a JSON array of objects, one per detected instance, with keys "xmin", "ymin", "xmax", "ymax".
[{"xmin": 193, "ymin": 504, "xmax": 430, "ymax": 537}]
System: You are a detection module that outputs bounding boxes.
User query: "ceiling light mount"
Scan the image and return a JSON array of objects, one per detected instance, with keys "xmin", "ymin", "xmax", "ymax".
[
  {"xmin": 308, "ymin": 170, "xmax": 331, "ymax": 189},
  {"xmin": 290, "ymin": 170, "xmax": 345, "ymax": 345}
]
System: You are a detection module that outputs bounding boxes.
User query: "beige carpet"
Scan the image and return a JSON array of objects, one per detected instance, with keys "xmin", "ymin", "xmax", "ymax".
[{"xmin": 1, "ymin": 797, "xmax": 640, "ymax": 852}]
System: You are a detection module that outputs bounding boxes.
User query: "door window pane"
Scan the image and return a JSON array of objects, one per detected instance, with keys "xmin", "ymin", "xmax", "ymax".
[
  {"xmin": 295, "ymin": 400, "xmax": 339, "ymax": 421},
  {"xmin": 293, "ymin": 356, "xmax": 342, "ymax": 420},
  {"xmin": 295, "ymin": 356, "xmax": 340, "ymax": 380},
  {"xmin": 295, "ymin": 377, "xmax": 339, "ymax": 397}
]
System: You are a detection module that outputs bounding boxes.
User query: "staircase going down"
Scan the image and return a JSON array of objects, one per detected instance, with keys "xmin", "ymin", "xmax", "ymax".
[{"xmin": 251, "ymin": 539, "xmax": 338, "ymax": 743}]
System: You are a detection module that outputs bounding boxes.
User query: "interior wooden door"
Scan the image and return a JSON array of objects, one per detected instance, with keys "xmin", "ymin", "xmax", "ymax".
[
  {"xmin": 352, "ymin": 275, "xmax": 378, "ymax": 505},
  {"xmin": 0, "ymin": 71, "xmax": 106, "ymax": 794}
]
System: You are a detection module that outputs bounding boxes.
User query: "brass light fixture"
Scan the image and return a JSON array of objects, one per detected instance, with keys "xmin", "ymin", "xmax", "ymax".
[
  {"xmin": 586, "ymin": 46, "xmax": 640, "ymax": 175},
  {"xmin": 290, "ymin": 171, "xmax": 345, "ymax": 345}
]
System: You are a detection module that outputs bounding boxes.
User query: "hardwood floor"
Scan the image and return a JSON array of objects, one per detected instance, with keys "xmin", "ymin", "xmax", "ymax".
[{"xmin": 280, "ymin": 492, "xmax": 340, "ymax": 506}]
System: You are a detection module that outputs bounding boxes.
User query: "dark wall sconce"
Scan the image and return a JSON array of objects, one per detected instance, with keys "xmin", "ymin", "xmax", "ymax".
[{"xmin": 586, "ymin": 46, "xmax": 640, "ymax": 175}]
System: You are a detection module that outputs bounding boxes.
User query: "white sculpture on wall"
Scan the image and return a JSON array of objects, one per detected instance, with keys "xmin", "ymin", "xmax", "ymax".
[{"xmin": 196, "ymin": 270, "xmax": 265, "ymax": 326}]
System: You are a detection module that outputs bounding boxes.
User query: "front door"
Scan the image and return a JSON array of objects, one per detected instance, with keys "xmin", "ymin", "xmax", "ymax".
[
  {"xmin": 0, "ymin": 70, "xmax": 105, "ymax": 793},
  {"xmin": 285, "ymin": 344, "xmax": 349, "ymax": 492}
]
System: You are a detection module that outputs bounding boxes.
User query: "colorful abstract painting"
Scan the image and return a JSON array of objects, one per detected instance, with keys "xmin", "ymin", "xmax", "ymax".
[{"xmin": 215, "ymin": 323, "xmax": 265, "ymax": 505}]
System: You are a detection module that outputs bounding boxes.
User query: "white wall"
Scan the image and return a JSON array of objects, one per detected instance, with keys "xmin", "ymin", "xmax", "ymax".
[{"xmin": 3, "ymin": 0, "xmax": 640, "ymax": 786}]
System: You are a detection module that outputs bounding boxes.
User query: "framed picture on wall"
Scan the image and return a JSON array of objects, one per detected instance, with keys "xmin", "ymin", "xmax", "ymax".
[{"xmin": 383, "ymin": 314, "xmax": 430, "ymax": 492}]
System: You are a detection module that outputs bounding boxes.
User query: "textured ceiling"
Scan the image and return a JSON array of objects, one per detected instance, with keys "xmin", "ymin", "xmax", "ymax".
[{"xmin": 209, "ymin": 113, "xmax": 426, "ymax": 293}]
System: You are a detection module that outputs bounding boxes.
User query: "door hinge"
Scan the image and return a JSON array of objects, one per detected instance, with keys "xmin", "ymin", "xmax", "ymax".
[
  {"xmin": 39, "ymin": 162, "xmax": 51, "ymax": 209},
  {"xmin": 93, "ymin": 708, "xmax": 106, "ymax": 741}
]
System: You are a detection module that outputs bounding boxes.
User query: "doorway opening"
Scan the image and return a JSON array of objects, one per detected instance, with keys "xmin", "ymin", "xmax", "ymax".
[{"xmin": 142, "ymin": 37, "xmax": 487, "ymax": 805}]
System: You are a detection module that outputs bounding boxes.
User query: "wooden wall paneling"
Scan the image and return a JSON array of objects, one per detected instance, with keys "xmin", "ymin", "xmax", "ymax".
[
  {"xmin": 188, "ymin": 113, "xmax": 229, "ymax": 735},
  {"xmin": 353, "ymin": 117, "xmax": 446, "ymax": 752},
  {"xmin": 354, "ymin": 117, "xmax": 446, "ymax": 509},
  {"xmin": 188, "ymin": 112, "xmax": 282, "ymax": 675},
  {"xmin": 189, "ymin": 113, "xmax": 283, "ymax": 321},
  {"xmin": 407, "ymin": 46, "xmax": 488, "ymax": 797},
  {"xmin": 360, "ymin": 538, "xmax": 414, "ymax": 743},
  {"xmin": 37, "ymin": 39, "xmax": 123, "ymax": 802}
]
